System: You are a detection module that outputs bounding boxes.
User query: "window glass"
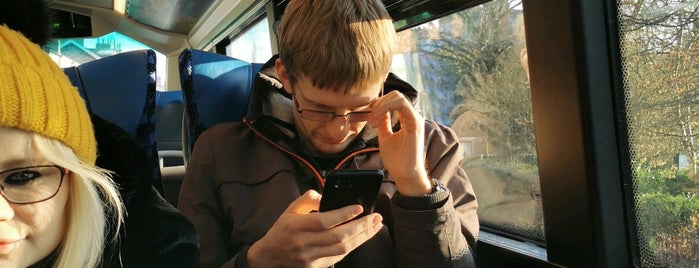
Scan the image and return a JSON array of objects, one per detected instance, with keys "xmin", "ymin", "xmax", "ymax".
[
  {"xmin": 226, "ymin": 18, "xmax": 273, "ymax": 63},
  {"xmin": 391, "ymin": 0, "xmax": 544, "ymax": 244},
  {"xmin": 45, "ymin": 32, "xmax": 167, "ymax": 91},
  {"xmin": 617, "ymin": 0, "xmax": 699, "ymax": 266}
]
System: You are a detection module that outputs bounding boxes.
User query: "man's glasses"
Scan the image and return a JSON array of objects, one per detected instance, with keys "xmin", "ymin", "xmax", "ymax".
[
  {"xmin": 0, "ymin": 165, "xmax": 67, "ymax": 204},
  {"xmin": 293, "ymin": 97, "xmax": 373, "ymax": 123}
]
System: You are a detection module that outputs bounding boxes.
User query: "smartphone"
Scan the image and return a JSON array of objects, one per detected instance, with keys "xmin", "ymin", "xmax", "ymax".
[{"xmin": 319, "ymin": 169, "xmax": 384, "ymax": 217}]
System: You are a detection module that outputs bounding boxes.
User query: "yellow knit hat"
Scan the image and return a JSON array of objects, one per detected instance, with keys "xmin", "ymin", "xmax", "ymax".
[{"xmin": 0, "ymin": 24, "xmax": 96, "ymax": 164}]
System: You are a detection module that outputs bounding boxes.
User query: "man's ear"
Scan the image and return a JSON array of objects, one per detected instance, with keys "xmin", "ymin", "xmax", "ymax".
[{"xmin": 275, "ymin": 59, "xmax": 292, "ymax": 95}]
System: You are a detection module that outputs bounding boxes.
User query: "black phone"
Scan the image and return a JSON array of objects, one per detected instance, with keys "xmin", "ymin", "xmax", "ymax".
[{"xmin": 319, "ymin": 169, "xmax": 384, "ymax": 217}]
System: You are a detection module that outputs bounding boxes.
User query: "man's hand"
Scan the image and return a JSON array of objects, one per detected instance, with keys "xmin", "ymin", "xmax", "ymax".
[
  {"xmin": 247, "ymin": 190, "xmax": 384, "ymax": 268},
  {"xmin": 369, "ymin": 90, "xmax": 432, "ymax": 195}
]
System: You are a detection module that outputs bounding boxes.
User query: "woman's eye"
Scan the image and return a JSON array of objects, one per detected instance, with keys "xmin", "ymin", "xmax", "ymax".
[{"xmin": 5, "ymin": 170, "xmax": 41, "ymax": 185}]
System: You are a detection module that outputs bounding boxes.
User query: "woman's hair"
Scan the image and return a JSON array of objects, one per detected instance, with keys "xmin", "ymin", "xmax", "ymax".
[
  {"xmin": 29, "ymin": 132, "xmax": 124, "ymax": 268},
  {"xmin": 277, "ymin": 0, "xmax": 396, "ymax": 93}
]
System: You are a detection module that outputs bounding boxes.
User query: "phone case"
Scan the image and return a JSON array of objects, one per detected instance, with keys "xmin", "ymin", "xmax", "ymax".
[{"xmin": 319, "ymin": 169, "xmax": 384, "ymax": 216}]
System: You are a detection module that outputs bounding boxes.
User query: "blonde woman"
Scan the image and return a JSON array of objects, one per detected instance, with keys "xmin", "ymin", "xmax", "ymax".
[{"xmin": 0, "ymin": 25, "xmax": 124, "ymax": 267}]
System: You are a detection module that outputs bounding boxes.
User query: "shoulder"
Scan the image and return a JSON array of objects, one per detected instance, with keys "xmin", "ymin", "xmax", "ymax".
[
  {"xmin": 198, "ymin": 121, "xmax": 250, "ymax": 143},
  {"xmin": 424, "ymin": 120, "xmax": 460, "ymax": 144}
]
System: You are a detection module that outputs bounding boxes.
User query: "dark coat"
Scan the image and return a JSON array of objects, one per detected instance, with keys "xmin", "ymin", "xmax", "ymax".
[
  {"xmin": 178, "ymin": 55, "xmax": 478, "ymax": 268},
  {"xmin": 92, "ymin": 114, "xmax": 199, "ymax": 267}
]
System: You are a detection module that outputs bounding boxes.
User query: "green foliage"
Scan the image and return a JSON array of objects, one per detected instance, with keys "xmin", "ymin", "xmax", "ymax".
[
  {"xmin": 638, "ymin": 192, "xmax": 699, "ymax": 232},
  {"xmin": 635, "ymin": 168, "xmax": 699, "ymax": 195},
  {"xmin": 634, "ymin": 167, "xmax": 699, "ymax": 266}
]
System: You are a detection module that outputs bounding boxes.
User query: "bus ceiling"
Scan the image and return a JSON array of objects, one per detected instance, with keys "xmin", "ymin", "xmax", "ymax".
[{"xmin": 47, "ymin": 0, "xmax": 492, "ymax": 56}]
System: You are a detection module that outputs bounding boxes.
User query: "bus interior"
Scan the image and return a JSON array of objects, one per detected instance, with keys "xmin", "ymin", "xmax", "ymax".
[{"xmin": 37, "ymin": 0, "xmax": 699, "ymax": 267}]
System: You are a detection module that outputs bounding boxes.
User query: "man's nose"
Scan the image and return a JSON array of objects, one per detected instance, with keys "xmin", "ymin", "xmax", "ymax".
[{"xmin": 326, "ymin": 116, "xmax": 351, "ymax": 141}]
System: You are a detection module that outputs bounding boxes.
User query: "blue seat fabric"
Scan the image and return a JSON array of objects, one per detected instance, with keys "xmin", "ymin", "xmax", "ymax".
[
  {"xmin": 178, "ymin": 49, "xmax": 254, "ymax": 163},
  {"xmin": 155, "ymin": 90, "xmax": 184, "ymax": 152},
  {"xmin": 62, "ymin": 49, "xmax": 163, "ymax": 193}
]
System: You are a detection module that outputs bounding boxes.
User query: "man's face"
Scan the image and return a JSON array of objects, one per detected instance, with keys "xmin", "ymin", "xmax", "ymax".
[{"xmin": 288, "ymin": 76, "xmax": 383, "ymax": 157}]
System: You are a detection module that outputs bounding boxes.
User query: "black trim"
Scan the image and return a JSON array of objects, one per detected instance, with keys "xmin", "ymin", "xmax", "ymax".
[{"xmin": 523, "ymin": 0, "xmax": 631, "ymax": 266}]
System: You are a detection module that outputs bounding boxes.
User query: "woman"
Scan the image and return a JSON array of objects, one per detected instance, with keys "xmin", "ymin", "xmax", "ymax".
[{"xmin": 0, "ymin": 25, "xmax": 124, "ymax": 267}]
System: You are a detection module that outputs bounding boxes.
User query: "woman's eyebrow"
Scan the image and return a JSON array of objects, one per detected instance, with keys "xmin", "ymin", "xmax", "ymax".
[{"xmin": 0, "ymin": 158, "xmax": 43, "ymax": 169}]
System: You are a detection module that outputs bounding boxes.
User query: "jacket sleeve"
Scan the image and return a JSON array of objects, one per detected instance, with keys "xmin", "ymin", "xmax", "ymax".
[
  {"xmin": 178, "ymin": 130, "xmax": 234, "ymax": 268},
  {"xmin": 390, "ymin": 121, "xmax": 479, "ymax": 268}
]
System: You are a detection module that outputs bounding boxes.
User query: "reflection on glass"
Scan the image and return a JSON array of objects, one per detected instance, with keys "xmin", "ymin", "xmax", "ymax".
[
  {"xmin": 45, "ymin": 32, "xmax": 167, "ymax": 91},
  {"xmin": 390, "ymin": 0, "xmax": 544, "ymax": 244},
  {"xmin": 618, "ymin": 0, "xmax": 699, "ymax": 266}
]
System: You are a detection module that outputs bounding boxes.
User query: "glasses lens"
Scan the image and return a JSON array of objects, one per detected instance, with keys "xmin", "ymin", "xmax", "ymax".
[
  {"xmin": 300, "ymin": 110, "xmax": 335, "ymax": 122},
  {"xmin": 0, "ymin": 165, "xmax": 64, "ymax": 204}
]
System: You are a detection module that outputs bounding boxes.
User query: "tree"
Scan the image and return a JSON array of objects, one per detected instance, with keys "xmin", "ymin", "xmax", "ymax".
[{"xmin": 620, "ymin": 0, "xmax": 699, "ymax": 172}]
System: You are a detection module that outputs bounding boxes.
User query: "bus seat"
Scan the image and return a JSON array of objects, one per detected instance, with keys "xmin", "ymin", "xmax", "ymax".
[
  {"xmin": 63, "ymin": 66, "xmax": 89, "ymax": 107},
  {"xmin": 178, "ymin": 49, "xmax": 253, "ymax": 165},
  {"xmin": 251, "ymin": 62, "xmax": 264, "ymax": 76},
  {"xmin": 155, "ymin": 90, "xmax": 186, "ymax": 206},
  {"xmin": 155, "ymin": 90, "xmax": 185, "ymax": 163},
  {"xmin": 64, "ymin": 49, "xmax": 163, "ymax": 194}
]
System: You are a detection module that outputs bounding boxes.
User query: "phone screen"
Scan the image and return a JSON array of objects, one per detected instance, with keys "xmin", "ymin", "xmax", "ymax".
[{"xmin": 319, "ymin": 169, "xmax": 384, "ymax": 217}]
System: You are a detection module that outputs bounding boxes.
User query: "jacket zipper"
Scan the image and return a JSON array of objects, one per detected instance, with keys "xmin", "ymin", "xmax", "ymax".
[{"xmin": 244, "ymin": 118, "xmax": 380, "ymax": 188}]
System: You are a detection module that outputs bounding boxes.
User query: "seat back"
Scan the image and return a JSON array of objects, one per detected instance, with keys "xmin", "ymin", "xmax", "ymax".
[
  {"xmin": 63, "ymin": 66, "xmax": 89, "ymax": 108},
  {"xmin": 178, "ymin": 49, "xmax": 254, "ymax": 164},
  {"xmin": 63, "ymin": 49, "xmax": 163, "ymax": 193},
  {"xmin": 156, "ymin": 90, "xmax": 184, "ymax": 153},
  {"xmin": 154, "ymin": 90, "xmax": 186, "ymax": 205}
]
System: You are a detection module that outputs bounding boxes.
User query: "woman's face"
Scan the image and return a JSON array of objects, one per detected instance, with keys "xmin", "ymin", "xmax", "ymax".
[{"xmin": 0, "ymin": 127, "xmax": 69, "ymax": 267}]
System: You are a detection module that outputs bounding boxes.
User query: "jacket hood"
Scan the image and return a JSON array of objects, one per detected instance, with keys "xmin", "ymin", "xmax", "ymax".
[{"xmin": 247, "ymin": 55, "xmax": 419, "ymax": 141}]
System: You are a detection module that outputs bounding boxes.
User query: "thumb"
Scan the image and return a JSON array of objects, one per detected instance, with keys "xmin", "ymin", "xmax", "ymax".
[{"xmin": 285, "ymin": 190, "xmax": 322, "ymax": 214}]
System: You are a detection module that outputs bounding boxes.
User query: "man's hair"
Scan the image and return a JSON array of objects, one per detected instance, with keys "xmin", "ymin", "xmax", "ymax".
[
  {"xmin": 277, "ymin": 0, "xmax": 395, "ymax": 93},
  {"xmin": 29, "ymin": 132, "xmax": 124, "ymax": 268}
]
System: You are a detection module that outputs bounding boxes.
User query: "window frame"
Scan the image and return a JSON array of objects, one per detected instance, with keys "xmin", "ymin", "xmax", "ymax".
[{"xmin": 476, "ymin": 0, "xmax": 635, "ymax": 266}]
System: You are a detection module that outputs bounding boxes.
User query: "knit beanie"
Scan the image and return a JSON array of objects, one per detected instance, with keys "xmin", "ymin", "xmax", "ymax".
[{"xmin": 0, "ymin": 24, "xmax": 96, "ymax": 164}]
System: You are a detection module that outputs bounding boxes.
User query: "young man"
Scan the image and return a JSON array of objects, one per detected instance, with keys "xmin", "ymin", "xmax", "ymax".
[{"xmin": 178, "ymin": 0, "xmax": 479, "ymax": 267}]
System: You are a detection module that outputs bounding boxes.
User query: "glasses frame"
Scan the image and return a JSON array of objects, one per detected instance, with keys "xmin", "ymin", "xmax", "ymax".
[
  {"xmin": 0, "ymin": 165, "xmax": 67, "ymax": 204},
  {"xmin": 291, "ymin": 84, "xmax": 383, "ymax": 123}
]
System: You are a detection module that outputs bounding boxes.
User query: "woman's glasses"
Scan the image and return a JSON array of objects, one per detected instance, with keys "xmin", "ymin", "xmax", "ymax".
[{"xmin": 0, "ymin": 165, "xmax": 67, "ymax": 204}]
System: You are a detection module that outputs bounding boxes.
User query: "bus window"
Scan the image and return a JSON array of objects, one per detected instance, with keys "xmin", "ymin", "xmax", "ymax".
[
  {"xmin": 45, "ymin": 32, "xmax": 167, "ymax": 91},
  {"xmin": 225, "ymin": 18, "xmax": 273, "ymax": 63},
  {"xmin": 390, "ymin": 0, "xmax": 544, "ymax": 246},
  {"xmin": 618, "ymin": 0, "xmax": 699, "ymax": 266}
]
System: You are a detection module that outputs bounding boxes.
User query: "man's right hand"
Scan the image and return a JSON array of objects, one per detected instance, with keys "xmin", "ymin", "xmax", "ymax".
[{"xmin": 246, "ymin": 190, "xmax": 384, "ymax": 268}]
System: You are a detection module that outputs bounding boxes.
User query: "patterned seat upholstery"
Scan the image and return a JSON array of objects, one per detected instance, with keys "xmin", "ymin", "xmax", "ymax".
[
  {"xmin": 62, "ymin": 49, "xmax": 163, "ymax": 193},
  {"xmin": 178, "ymin": 49, "xmax": 254, "ymax": 165}
]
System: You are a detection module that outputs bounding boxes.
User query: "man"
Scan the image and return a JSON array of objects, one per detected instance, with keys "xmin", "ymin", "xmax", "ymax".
[{"xmin": 178, "ymin": 0, "xmax": 479, "ymax": 267}]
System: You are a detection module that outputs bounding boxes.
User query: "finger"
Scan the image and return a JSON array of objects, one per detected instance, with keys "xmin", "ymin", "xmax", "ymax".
[
  {"xmin": 375, "ymin": 112, "xmax": 393, "ymax": 138},
  {"xmin": 305, "ymin": 213, "xmax": 384, "ymax": 258},
  {"xmin": 371, "ymin": 92, "xmax": 421, "ymax": 131},
  {"xmin": 285, "ymin": 190, "xmax": 322, "ymax": 214},
  {"xmin": 314, "ymin": 204, "xmax": 364, "ymax": 229}
]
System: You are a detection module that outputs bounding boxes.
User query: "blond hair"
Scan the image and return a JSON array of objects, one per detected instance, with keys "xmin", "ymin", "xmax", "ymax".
[
  {"xmin": 277, "ymin": 0, "xmax": 395, "ymax": 92},
  {"xmin": 30, "ymin": 133, "xmax": 124, "ymax": 268}
]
